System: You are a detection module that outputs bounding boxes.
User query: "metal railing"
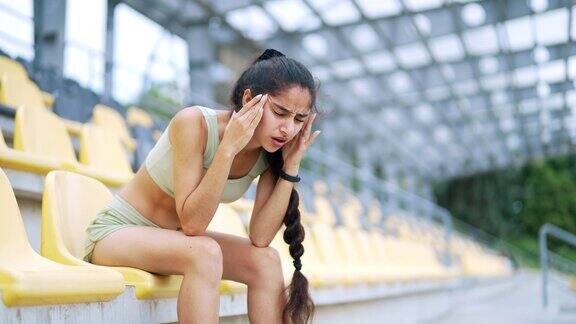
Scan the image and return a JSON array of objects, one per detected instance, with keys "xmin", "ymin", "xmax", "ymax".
[{"xmin": 539, "ymin": 223, "xmax": 576, "ymax": 308}]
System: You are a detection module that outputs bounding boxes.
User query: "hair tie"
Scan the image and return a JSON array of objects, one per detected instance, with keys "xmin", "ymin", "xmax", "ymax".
[
  {"xmin": 293, "ymin": 259, "xmax": 302, "ymax": 271},
  {"xmin": 255, "ymin": 49, "xmax": 285, "ymax": 63}
]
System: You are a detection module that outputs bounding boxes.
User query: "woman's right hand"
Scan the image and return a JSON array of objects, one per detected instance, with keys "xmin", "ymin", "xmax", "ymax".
[{"xmin": 221, "ymin": 93, "xmax": 267, "ymax": 156}]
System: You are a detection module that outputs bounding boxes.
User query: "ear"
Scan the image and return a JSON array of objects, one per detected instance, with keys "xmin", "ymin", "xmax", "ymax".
[{"xmin": 242, "ymin": 89, "xmax": 253, "ymax": 106}]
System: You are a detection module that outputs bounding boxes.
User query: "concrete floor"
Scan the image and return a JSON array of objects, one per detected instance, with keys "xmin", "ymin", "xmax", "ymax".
[
  {"xmin": 221, "ymin": 271, "xmax": 576, "ymax": 324},
  {"xmin": 429, "ymin": 271, "xmax": 576, "ymax": 324}
]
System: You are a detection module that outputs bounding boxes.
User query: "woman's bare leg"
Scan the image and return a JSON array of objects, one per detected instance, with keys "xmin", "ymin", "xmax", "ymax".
[
  {"xmin": 205, "ymin": 231, "xmax": 287, "ymax": 324},
  {"xmin": 91, "ymin": 226, "xmax": 223, "ymax": 324}
]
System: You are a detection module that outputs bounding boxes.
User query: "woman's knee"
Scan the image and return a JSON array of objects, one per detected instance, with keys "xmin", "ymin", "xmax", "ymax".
[
  {"xmin": 181, "ymin": 236, "xmax": 223, "ymax": 280},
  {"xmin": 247, "ymin": 246, "xmax": 284, "ymax": 285}
]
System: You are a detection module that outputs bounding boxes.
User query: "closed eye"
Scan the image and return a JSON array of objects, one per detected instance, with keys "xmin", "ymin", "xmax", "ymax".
[{"xmin": 273, "ymin": 110, "xmax": 305, "ymax": 123}]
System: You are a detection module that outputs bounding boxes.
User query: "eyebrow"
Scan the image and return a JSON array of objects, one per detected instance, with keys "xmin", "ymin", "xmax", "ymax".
[{"xmin": 270, "ymin": 100, "xmax": 310, "ymax": 118}]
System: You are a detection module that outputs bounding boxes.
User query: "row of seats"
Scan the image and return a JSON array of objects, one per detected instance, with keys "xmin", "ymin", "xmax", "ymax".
[
  {"xmin": 312, "ymin": 182, "xmax": 512, "ymax": 279},
  {"xmin": 0, "ymin": 54, "xmax": 162, "ymax": 174},
  {"xmin": 0, "ymin": 106, "xmax": 133, "ymax": 187},
  {"xmin": 0, "ymin": 168, "xmax": 512, "ymax": 307}
]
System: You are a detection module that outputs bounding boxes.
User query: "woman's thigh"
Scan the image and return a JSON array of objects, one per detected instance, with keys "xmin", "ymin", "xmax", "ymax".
[
  {"xmin": 204, "ymin": 231, "xmax": 283, "ymax": 285},
  {"xmin": 91, "ymin": 226, "xmax": 222, "ymax": 276}
]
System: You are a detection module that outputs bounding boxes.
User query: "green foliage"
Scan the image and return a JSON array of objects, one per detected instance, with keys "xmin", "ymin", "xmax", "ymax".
[{"xmin": 435, "ymin": 153, "xmax": 576, "ymax": 266}]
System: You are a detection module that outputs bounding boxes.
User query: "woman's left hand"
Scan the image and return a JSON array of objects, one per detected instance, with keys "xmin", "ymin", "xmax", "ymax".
[{"xmin": 282, "ymin": 113, "xmax": 320, "ymax": 173}]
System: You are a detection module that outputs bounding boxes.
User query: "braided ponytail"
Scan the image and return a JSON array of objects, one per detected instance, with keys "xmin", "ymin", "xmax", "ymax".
[
  {"xmin": 267, "ymin": 149, "xmax": 314, "ymax": 324},
  {"xmin": 230, "ymin": 49, "xmax": 318, "ymax": 324}
]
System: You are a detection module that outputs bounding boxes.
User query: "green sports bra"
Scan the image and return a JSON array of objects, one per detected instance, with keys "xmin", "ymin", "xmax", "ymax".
[{"xmin": 144, "ymin": 106, "xmax": 268, "ymax": 203}]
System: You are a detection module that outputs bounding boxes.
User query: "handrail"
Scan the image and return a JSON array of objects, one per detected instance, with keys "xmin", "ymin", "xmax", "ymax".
[{"xmin": 539, "ymin": 223, "xmax": 576, "ymax": 308}]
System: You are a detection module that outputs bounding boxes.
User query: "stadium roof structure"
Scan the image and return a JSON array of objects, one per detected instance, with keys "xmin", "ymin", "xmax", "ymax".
[{"xmin": 120, "ymin": 0, "xmax": 576, "ymax": 181}]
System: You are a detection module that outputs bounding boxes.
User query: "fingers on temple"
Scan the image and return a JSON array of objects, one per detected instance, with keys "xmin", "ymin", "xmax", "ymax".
[{"xmin": 237, "ymin": 94, "xmax": 263, "ymax": 118}]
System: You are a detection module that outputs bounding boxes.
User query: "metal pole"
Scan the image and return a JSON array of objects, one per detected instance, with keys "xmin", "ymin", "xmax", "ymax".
[{"xmin": 539, "ymin": 224, "xmax": 549, "ymax": 308}]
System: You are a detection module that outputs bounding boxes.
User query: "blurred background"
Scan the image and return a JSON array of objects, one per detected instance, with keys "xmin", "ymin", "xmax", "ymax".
[{"xmin": 2, "ymin": 0, "xmax": 576, "ymax": 322}]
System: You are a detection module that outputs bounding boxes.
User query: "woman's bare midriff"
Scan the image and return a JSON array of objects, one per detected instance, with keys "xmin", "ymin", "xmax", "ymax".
[
  {"xmin": 116, "ymin": 108, "xmax": 262, "ymax": 231},
  {"xmin": 118, "ymin": 166, "xmax": 185, "ymax": 231}
]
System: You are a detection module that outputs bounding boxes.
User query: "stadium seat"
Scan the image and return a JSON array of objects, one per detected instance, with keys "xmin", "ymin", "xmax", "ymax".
[
  {"xmin": 310, "ymin": 221, "xmax": 365, "ymax": 285},
  {"xmin": 41, "ymin": 170, "xmax": 183, "ymax": 299},
  {"xmin": 127, "ymin": 106, "xmax": 154, "ymax": 128},
  {"xmin": 92, "ymin": 104, "xmax": 136, "ymax": 151},
  {"xmin": 0, "ymin": 105, "xmax": 78, "ymax": 174},
  {"xmin": 0, "ymin": 73, "xmax": 81, "ymax": 135},
  {"xmin": 269, "ymin": 223, "xmax": 342, "ymax": 288},
  {"xmin": 42, "ymin": 170, "xmax": 242, "ymax": 298},
  {"xmin": 0, "ymin": 168, "xmax": 124, "ymax": 307},
  {"xmin": 0, "ymin": 56, "xmax": 28, "ymax": 80},
  {"xmin": 78, "ymin": 124, "xmax": 134, "ymax": 186},
  {"xmin": 0, "ymin": 74, "xmax": 45, "ymax": 110},
  {"xmin": 0, "ymin": 106, "xmax": 130, "ymax": 187},
  {"xmin": 205, "ymin": 203, "xmax": 252, "ymax": 293}
]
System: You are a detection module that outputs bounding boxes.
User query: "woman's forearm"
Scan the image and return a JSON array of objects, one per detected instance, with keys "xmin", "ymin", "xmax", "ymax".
[
  {"xmin": 249, "ymin": 166, "xmax": 299, "ymax": 247},
  {"xmin": 180, "ymin": 146, "xmax": 235, "ymax": 235}
]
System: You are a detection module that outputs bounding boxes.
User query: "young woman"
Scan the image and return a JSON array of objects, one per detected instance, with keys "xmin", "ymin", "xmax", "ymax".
[{"xmin": 84, "ymin": 49, "xmax": 320, "ymax": 324}]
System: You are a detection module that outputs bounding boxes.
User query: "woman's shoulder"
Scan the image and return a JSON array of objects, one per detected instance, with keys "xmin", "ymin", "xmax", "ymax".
[{"xmin": 169, "ymin": 106, "xmax": 207, "ymax": 143}]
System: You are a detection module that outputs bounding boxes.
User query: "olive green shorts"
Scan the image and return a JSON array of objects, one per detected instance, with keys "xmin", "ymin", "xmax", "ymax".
[{"xmin": 84, "ymin": 195, "xmax": 159, "ymax": 262}]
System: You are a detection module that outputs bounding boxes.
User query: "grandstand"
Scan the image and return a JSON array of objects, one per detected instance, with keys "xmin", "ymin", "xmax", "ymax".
[{"xmin": 0, "ymin": 0, "xmax": 575, "ymax": 323}]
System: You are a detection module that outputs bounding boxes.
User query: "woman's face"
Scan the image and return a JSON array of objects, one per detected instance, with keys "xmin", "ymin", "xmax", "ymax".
[{"xmin": 249, "ymin": 86, "xmax": 312, "ymax": 152}]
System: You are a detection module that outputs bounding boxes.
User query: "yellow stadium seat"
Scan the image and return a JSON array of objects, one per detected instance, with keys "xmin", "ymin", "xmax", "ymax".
[
  {"xmin": 310, "ymin": 221, "xmax": 363, "ymax": 285},
  {"xmin": 78, "ymin": 124, "xmax": 134, "ymax": 186},
  {"xmin": 313, "ymin": 195, "xmax": 337, "ymax": 225},
  {"xmin": 0, "ymin": 106, "xmax": 77, "ymax": 174},
  {"xmin": 334, "ymin": 226, "xmax": 392, "ymax": 284},
  {"xmin": 0, "ymin": 74, "xmax": 45, "ymax": 110},
  {"xmin": 269, "ymin": 224, "xmax": 343, "ymax": 288},
  {"xmin": 0, "ymin": 56, "xmax": 27, "ymax": 79},
  {"xmin": 0, "ymin": 106, "xmax": 130, "ymax": 187},
  {"xmin": 367, "ymin": 199, "xmax": 382, "ymax": 226},
  {"xmin": 127, "ymin": 106, "xmax": 154, "ymax": 128},
  {"xmin": 380, "ymin": 235, "xmax": 455, "ymax": 281},
  {"xmin": 41, "ymin": 170, "xmax": 185, "ymax": 299},
  {"xmin": 206, "ymin": 204, "xmax": 253, "ymax": 293},
  {"xmin": 339, "ymin": 195, "xmax": 364, "ymax": 229},
  {"xmin": 0, "ymin": 126, "xmax": 64, "ymax": 174},
  {"xmin": 0, "ymin": 168, "xmax": 124, "ymax": 307},
  {"xmin": 92, "ymin": 104, "xmax": 136, "ymax": 151}
]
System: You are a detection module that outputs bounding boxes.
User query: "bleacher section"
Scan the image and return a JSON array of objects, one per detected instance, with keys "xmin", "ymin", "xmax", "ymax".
[{"xmin": 0, "ymin": 53, "xmax": 513, "ymax": 322}]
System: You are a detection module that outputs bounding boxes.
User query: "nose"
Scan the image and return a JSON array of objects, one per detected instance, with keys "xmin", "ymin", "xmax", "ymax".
[{"xmin": 279, "ymin": 119, "xmax": 295, "ymax": 137}]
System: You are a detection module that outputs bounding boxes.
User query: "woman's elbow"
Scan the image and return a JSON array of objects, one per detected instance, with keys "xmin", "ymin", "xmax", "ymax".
[
  {"xmin": 250, "ymin": 236, "xmax": 271, "ymax": 248},
  {"xmin": 181, "ymin": 223, "xmax": 207, "ymax": 236}
]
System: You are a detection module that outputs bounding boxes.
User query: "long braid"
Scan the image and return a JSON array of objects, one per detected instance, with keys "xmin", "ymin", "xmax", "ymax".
[{"xmin": 267, "ymin": 150, "xmax": 314, "ymax": 324}]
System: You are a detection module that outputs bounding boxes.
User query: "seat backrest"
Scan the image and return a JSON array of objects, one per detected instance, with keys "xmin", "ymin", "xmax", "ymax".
[
  {"xmin": 13, "ymin": 106, "xmax": 77, "ymax": 164},
  {"xmin": 127, "ymin": 106, "xmax": 153, "ymax": 128},
  {"xmin": 313, "ymin": 195, "xmax": 337, "ymax": 225},
  {"xmin": 0, "ymin": 74, "xmax": 45, "ymax": 110},
  {"xmin": 41, "ymin": 171, "xmax": 113, "ymax": 261},
  {"xmin": 367, "ymin": 198, "xmax": 382, "ymax": 226},
  {"xmin": 340, "ymin": 195, "xmax": 363, "ymax": 229},
  {"xmin": 92, "ymin": 104, "xmax": 131, "ymax": 143},
  {"xmin": 79, "ymin": 125, "xmax": 133, "ymax": 176},
  {"xmin": 207, "ymin": 204, "xmax": 248, "ymax": 237},
  {"xmin": 335, "ymin": 227, "xmax": 363, "ymax": 264},
  {"xmin": 310, "ymin": 221, "xmax": 345, "ymax": 265},
  {"xmin": 0, "ymin": 56, "xmax": 28, "ymax": 79},
  {"xmin": 0, "ymin": 168, "xmax": 37, "ymax": 260}
]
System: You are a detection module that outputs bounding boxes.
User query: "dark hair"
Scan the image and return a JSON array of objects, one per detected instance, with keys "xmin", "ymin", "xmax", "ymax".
[{"xmin": 230, "ymin": 49, "xmax": 317, "ymax": 324}]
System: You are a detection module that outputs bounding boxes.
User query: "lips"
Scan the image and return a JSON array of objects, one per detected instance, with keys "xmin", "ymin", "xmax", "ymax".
[{"xmin": 271, "ymin": 137, "xmax": 287, "ymax": 147}]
